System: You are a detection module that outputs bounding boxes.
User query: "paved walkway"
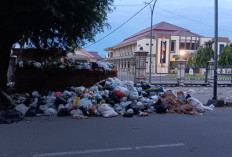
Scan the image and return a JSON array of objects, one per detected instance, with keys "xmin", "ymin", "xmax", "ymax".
[{"xmin": 165, "ymin": 86, "xmax": 232, "ymax": 105}]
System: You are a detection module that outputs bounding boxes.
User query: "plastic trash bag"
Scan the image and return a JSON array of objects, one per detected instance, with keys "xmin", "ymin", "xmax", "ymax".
[
  {"xmin": 121, "ymin": 109, "xmax": 134, "ymax": 117},
  {"xmin": 154, "ymin": 99, "xmax": 167, "ymax": 114},
  {"xmin": 114, "ymin": 104, "xmax": 123, "ymax": 113},
  {"xmin": 32, "ymin": 91, "xmax": 40, "ymax": 98},
  {"xmin": 25, "ymin": 106, "xmax": 36, "ymax": 117},
  {"xmin": 44, "ymin": 108, "xmax": 57, "ymax": 116},
  {"xmin": 34, "ymin": 62, "xmax": 42, "ymax": 68},
  {"xmin": 73, "ymin": 109, "xmax": 85, "ymax": 118},
  {"xmin": 15, "ymin": 104, "xmax": 28, "ymax": 117},
  {"xmin": 111, "ymin": 78, "xmax": 123, "ymax": 86},
  {"xmin": 54, "ymin": 96, "xmax": 67, "ymax": 107},
  {"xmin": 141, "ymin": 82, "xmax": 152, "ymax": 90},
  {"xmin": 0, "ymin": 110, "xmax": 23, "ymax": 124},
  {"xmin": 113, "ymin": 90, "xmax": 125, "ymax": 98},
  {"xmin": 120, "ymin": 101, "xmax": 132, "ymax": 108},
  {"xmin": 90, "ymin": 86, "xmax": 99, "ymax": 92},
  {"xmin": 115, "ymin": 86, "xmax": 129, "ymax": 97},
  {"xmin": 98, "ymin": 104, "xmax": 118, "ymax": 118},
  {"xmin": 177, "ymin": 91, "xmax": 186, "ymax": 101},
  {"xmin": 57, "ymin": 104, "xmax": 69, "ymax": 117},
  {"xmin": 63, "ymin": 90, "xmax": 72, "ymax": 97},
  {"xmin": 77, "ymin": 98, "xmax": 93, "ymax": 109},
  {"xmin": 128, "ymin": 85, "xmax": 139, "ymax": 100},
  {"xmin": 187, "ymin": 97, "xmax": 213, "ymax": 112},
  {"xmin": 74, "ymin": 86, "xmax": 86, "ymax": 93}
]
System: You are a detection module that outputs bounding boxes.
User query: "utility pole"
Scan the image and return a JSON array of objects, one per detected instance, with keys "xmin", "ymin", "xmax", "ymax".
[
  {"xmin": 213, "ymin": 0, "xmax": 218, "ymax": 100},
  {"xmin": 145, "ymin": 0, "xmax": 158, "ymax": 84}
]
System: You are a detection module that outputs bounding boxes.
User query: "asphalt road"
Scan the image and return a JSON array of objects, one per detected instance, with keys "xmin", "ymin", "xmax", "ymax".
[{"xmin": 1, "ymin": 108, "xmax": 232, "ymax": 157}]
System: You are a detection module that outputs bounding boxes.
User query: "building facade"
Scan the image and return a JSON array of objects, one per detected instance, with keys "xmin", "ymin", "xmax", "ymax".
[{"xmin": 105, "ymin": 21, "xmax": 230, "ymax": 74}]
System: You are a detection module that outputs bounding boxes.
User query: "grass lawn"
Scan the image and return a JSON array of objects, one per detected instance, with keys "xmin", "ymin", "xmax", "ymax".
[{"xmin": 167, "ymin": 74, "xmax": 231, "ymax": 79}]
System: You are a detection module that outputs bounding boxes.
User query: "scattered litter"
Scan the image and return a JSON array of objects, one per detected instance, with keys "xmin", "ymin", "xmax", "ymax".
[{"xmin": 2, "ymin": 77, "xmax": 216, "ymax": 124}]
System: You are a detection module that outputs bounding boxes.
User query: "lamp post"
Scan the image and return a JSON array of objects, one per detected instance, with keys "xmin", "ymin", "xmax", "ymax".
[
  {"xmin": 213, "ymin": 0, "xmax": 218, "ymax": 100},
  {"xmin": 144, "ymin": 0, "xmax": 158, "ymax": 84}
]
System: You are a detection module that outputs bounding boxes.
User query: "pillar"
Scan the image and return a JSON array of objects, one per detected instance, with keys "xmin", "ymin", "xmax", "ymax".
[
  {"xmin": 177, "ymin": 58, "xmax": 187, "ymax": 86},
  {"xmin": 207, "ymin": 58, "xmax": 214, "ymax": 86},
  {"xmin": 134, "ymin": 47, "xmax": 149, "ymax": 82}
]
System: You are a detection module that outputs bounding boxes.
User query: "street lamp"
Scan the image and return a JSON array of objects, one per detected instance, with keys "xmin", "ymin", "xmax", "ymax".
[
  {"xmin": 180, "ymin": 50, "xmax": 185, "ymax": 58},
  {"xmin": 144, "ymin": 0, "xmax": 158, "ymax": 84}
]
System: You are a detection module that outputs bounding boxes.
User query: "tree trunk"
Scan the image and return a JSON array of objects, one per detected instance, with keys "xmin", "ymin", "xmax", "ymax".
[{"xmin": 0, "ymin": 40, "xmax": 16, "ymax": 109}]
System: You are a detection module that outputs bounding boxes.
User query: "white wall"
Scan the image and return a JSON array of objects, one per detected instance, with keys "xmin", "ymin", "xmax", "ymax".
[{"xmin": 200, "ymin": 37, "xmax": 212, "ymax": 46}]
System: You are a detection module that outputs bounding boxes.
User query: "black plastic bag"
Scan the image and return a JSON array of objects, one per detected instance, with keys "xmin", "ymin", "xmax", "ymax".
[
  {"xmin": 54, "ymin": 96, "xmax": 67, "ymax": 107},
  {"xmin": 0, "ymin": 110, "xmax": 23, "ymax": 124},
  {"xmin": 25, "ymin": 106, "xmax": 36, "ymax": 117},
  {"xmin": 154, "ymin": 99, "xmax": 167, "ymax": 114},
  {"xmin": 141, "ymin": 82, "xmax": 151, "ymax": 90},
  {"xmin": 78, "ymin": 106, "xmax": 90, "ymax": 117},
  {"xmin": 57, "ymin": 108, "xmax": 69, "ymax": 117}
]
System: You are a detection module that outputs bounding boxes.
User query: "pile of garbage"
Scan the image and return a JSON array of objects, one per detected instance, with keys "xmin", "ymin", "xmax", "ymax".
[
  {"xmin": 18, "ymin": 59, "xmax": 114, "ymax": 71},
  {"xmin": 0, "ymin": 78, "xmax": 214, "ymax": 124}
]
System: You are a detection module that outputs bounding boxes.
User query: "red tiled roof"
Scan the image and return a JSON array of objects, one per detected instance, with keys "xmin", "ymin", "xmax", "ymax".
[
  {"xmin": 111, "ymin": 21, "xmax": 202, "ymax": 49},
  {"xmin": 86, "ymin": 51, "xmax": 102, "ymax": 60}
]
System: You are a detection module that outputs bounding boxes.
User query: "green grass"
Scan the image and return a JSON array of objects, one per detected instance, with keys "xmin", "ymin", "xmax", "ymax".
[{"xmin": 167, "ymin": 74, "xmax": 231, "ymax": 79}]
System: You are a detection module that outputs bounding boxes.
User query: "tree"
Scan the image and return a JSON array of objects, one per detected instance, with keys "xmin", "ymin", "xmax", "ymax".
[
  {"xmin": 218, "ymin": 45, "xmax": 232, "ymax": 66},
  {"xmin": 0, "ymin": 0, "xmax": 114, "ymax": 109},
  {"xmin": 194, "ymin": 46, "xmax": 214, "ymax": 66},
  {"xmin": 186, "ymin": 57, "xmax": 195, "ymax": 68}
]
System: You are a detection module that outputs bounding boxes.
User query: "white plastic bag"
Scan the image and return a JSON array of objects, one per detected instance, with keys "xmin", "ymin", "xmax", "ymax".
[
  {"xmin": 77, "ymin": 98, "xmax": 93, "ymax": 109},
  {"xmin": 15, "ymin": 104, "xmax": 28, "ymax": 117},
  {"xmin": 128, "ymin": 85, "xmax": 139, "ymax": 100},
  {"xmin": 187, "ymin": 97, "xmax": 206, "ymax": 112},
  {"xmin": 44, "ymin": 108, "xmax": 57, "ymax": 116},
  {"xmin": 98, "ymin": 104, "xmax": 118, "ymax": 118}
]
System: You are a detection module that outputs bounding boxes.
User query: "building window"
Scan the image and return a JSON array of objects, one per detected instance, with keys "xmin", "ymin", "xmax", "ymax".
[
  {"xmin": 124, "ymin": 62, "xmax": 127, "ymax": 68},
  {"xmin": 191, "ymin": 43, "xmax": 196, "ymax": 50},
  {"xmin": 219, "ymin": 44, "xmax": 224, "ymax": 53},
  {"xmin": 180, "ymin": 43, "xmax": 185, "ymax": 49},
  {"xmin": 186, "ymin": 43, "xmax": 191, "ymax": 50},
  {"xmin": 128, "ymin": 62, "xmax": 130, "ymax": 68},
  {"xmin": 171, "ymin": 40, "xmax": 175, "ymax": 52}
]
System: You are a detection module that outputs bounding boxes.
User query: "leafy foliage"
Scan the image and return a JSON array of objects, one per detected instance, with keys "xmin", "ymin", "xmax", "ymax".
[
  {"xmin": 194, "ymin": 46, "xmax": 214, "ymax": 66},
  {"xmin": 218, "ymin": 45, "xmax": 232, "ymax": 66},
  {"xmin": 170, "ymin": 56, "xmax": 180, "ymax": 68},
  {"xmin": 0, "ymin": 0, "xmax": 114, "ymax": 49},
  {"xmin": 186, "ymin": 57, "xmax": 195, "ymax": 68}
]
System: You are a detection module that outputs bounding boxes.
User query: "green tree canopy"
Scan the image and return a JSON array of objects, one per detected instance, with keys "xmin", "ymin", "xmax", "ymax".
[
  {"xmin": 0, "ymin": 0, "xmax": 114, "ymax": 109},
  {"xmin": 218, "ymin": 45, "xmax": 232, "ymax": 66},
  {"xmin": 194, "ymin": 46, "xmax": 214, "ymax": 66},
  {"xmin": 186, "ymin": 57, "xmax": 195, "ymax": 68}
]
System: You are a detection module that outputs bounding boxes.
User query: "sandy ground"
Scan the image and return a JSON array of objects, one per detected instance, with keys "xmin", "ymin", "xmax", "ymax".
[{"xmin": 164, "ymin": 86, "xmax": 232, "ymax": 105}]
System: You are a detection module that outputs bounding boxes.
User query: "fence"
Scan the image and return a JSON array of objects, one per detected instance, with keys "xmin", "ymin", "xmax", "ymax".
[{"xmin": 117, "ymin": 63, "xmax": 232, "ymax": 86}]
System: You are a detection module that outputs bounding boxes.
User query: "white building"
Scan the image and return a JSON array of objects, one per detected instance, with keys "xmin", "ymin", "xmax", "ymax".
[{"xmin": 105, "ymin": 21, "xmax": 230, "ymax": 74}]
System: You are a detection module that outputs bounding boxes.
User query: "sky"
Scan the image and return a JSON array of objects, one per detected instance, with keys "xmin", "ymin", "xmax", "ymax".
[{"xmin": 84, "ymin": 0, "xmax": 232, "ymax": 58}]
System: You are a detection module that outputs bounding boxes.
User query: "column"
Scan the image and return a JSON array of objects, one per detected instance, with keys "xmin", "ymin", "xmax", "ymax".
[
  {"xmin": 177, "ymin": 58, "xmax": 187, "ymax": 86},
  {"xmin": 207, "ymin": 58, "xmax": 214, "ymax": 86}
]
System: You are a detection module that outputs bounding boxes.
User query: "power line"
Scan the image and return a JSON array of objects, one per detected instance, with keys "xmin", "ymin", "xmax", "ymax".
[
  {"xmin": 84, "ymin": 1, "xmax": 231, "ymax": 49},
  {"xmin": 83, "ymin": 0, "xmax": 154, "ymax": 49},
  {"xmin": 156, "ymin": 6, "xmax": 232, "ymax": 33}
]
